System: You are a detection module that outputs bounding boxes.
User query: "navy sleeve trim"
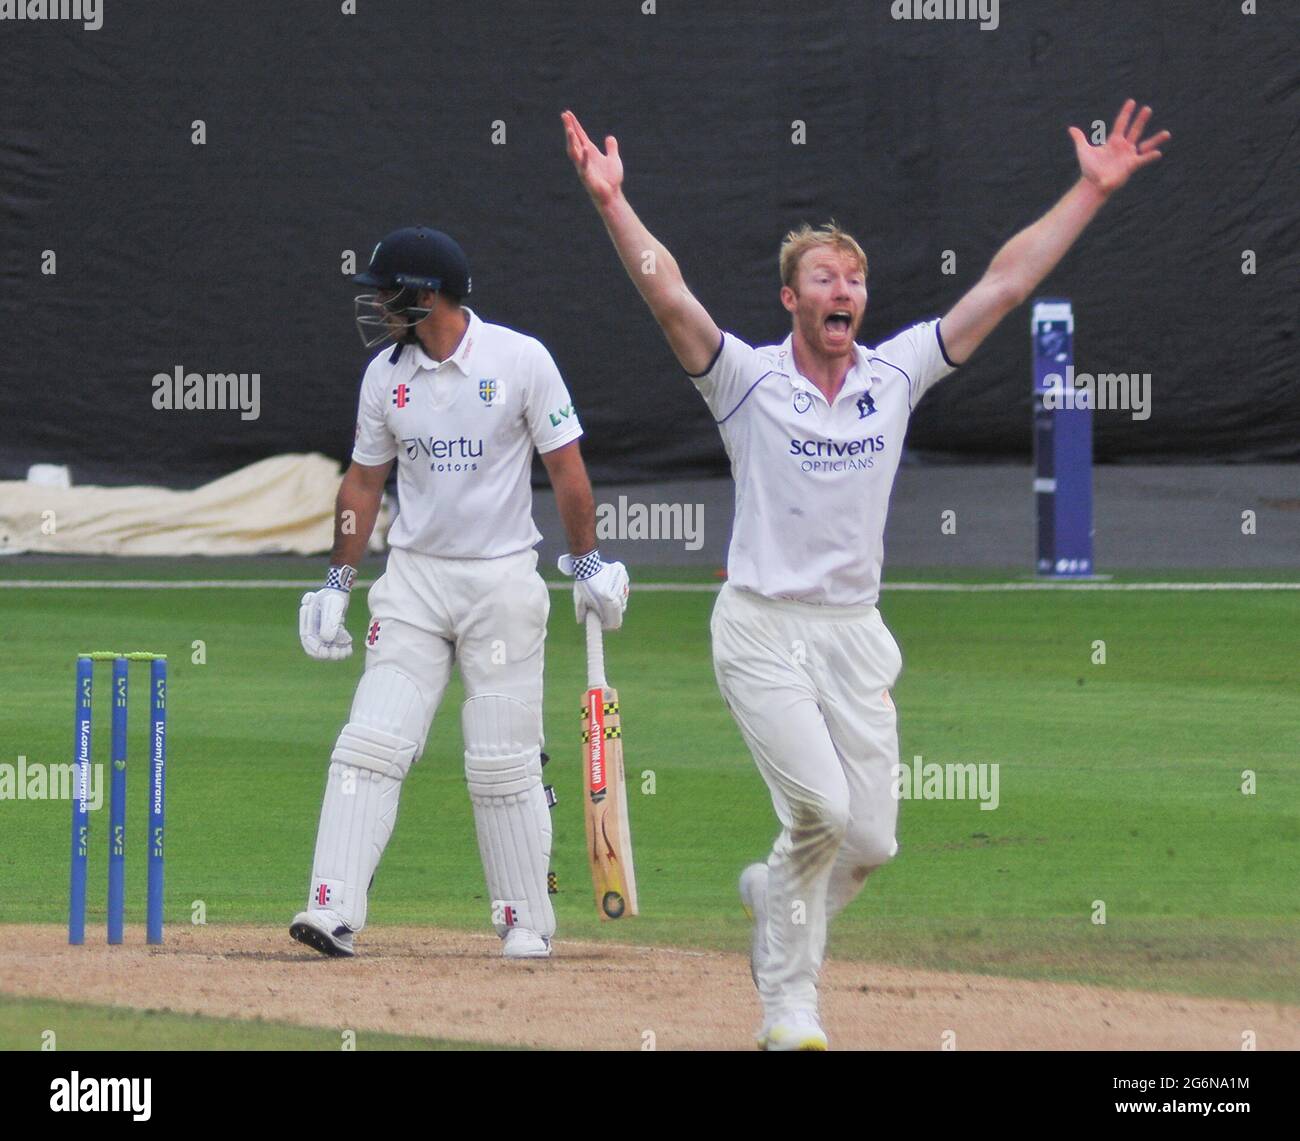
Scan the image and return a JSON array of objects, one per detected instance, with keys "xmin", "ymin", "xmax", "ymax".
[
  {"xmin": 684, "ymin": 331, "xmax": 726, "ymax": 380},
  {"xmin": 871, "ymin": 353, "xmax": 913, "ymax": 389},
  {"xmin": 935, "ymin": 320, "xmax": 960, "ymax": 369},
  {"xmin": 715, "ymin": 370, "xmax": 775, "ymax": 425},
  {"xmin": 870, "ymin": 353, "xmax": 915, "ymax": 410}
]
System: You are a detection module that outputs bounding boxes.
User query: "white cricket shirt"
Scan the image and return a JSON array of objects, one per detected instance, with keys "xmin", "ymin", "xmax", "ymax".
[
  {"xmin": 689, "ymin": 320, "xmax": 958, "ymax": 605},
  {"xmin": 351, "ymin": 308, "xmax": 583, "ymax": 558}
]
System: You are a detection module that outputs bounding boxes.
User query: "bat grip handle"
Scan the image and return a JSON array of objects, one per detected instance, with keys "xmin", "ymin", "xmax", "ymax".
[{"xmin": 585, "ymin": 610, "xmax": 606, "ymax": 691}]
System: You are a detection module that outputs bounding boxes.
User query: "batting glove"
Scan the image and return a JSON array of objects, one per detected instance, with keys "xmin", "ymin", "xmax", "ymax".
[
  {"xmin": 299, "ymin": 565, "xmax": 356, "ymax": 661},
  {"xmin": 558, "ymin": 549, "xmax": 629, "ymax": 630}
]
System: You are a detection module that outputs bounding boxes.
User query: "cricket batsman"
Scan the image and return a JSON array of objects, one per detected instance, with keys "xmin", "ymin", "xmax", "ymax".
[
  {"xmin": 292, "ymin": 226, "xmax": 628, "ymax": 960},
  {"xmin": 564, "ymin": 101, "xmax": 1167, "ymax": 1046}
]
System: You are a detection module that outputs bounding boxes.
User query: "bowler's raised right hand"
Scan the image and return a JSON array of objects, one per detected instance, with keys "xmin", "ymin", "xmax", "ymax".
[{"xmin": 562, "ymin": 109, "xmax": 624, "ymax": 208}]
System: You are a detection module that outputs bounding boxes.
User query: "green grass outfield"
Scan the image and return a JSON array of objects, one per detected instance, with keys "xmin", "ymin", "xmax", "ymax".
[
  {"xmin": 0, "ymin": 995, "xmax": 502, "ymax": 1051},
  {"xmin": 2, "ymin": 561, "xmax": 1296, "ymax": 1010},
  {"xmin": 2, "ymin": 555, "xmax": 1298, "ymax": 584}
]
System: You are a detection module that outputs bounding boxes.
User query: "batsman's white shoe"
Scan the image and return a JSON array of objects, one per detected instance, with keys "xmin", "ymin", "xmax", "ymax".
[
  {"xmin": 290, "ymin": 910, "xmax": 356, "ymax": 958},
  {"xmin": 739, "ymin": 862, "xmax": 770, "ymax": 990},
  {"xmin": 761, "ymin": 1009, "xmax": 828, "ymax": 1052},
  {"xmin": 502, "ymin": 927, "xmax": 552, "ymax": 960}
]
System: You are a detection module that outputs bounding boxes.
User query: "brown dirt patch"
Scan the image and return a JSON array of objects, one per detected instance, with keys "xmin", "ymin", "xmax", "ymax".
[{"xmin": 2, "ymin": 925, "xmax": 1294, "ymax": 1050}]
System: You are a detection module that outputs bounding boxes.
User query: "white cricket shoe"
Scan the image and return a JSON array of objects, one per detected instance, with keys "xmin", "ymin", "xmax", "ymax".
[
  {"xmin": 761, "ymin": 1008, "xmax": 829, "ymax": 1052},
  {"xmin": 738, "ymin": 862, "xmax": 770, "ymax": 990},
  {"xmin": 289, "ymin": 910, "xmax": 356, "ymax": 958},
  {"xmin": 502, "ymin": 927, "xmax": 552, "ymax": 960}
]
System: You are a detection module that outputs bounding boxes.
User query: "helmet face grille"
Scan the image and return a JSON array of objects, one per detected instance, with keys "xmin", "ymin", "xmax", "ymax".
[{"xmin": 353, "ymin": 289, "xmax": 432, "ymax": 349}]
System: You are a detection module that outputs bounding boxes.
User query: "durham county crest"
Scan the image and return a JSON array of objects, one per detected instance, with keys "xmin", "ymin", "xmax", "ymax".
[{"xmin": 478, "ymin": 378, "xmax": 499, "ymax": 405}]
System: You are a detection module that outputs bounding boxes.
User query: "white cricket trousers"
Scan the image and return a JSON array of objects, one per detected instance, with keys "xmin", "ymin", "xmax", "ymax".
[
  {"xmin": 711, "ymin": 583, "xmax": 903, "ymax": 1019},
  {"xmin": 365, "ymin": 546, "xmax": 551, "ymax": 751}
]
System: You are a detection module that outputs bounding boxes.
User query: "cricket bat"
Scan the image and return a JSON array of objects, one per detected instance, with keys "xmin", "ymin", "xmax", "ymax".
[{"xmin": 582, "ymin": 611, "xmax": 638, "ymax": 920}]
